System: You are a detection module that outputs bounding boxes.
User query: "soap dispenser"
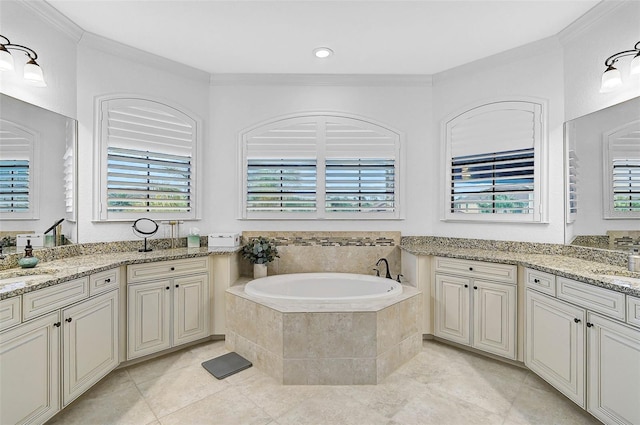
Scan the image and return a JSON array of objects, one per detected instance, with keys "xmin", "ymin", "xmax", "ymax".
[{"xmin": 18, "ymin": 239, "xmax": 39, "ymax": 268}]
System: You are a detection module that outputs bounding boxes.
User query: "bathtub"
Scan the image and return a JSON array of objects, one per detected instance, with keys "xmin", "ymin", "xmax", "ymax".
[{"xmin": 244, "ymin": 272, "xmax": 403, "ymax": 301}]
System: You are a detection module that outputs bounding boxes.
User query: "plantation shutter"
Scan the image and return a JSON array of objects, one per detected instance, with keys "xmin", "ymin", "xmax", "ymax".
[
  {"xmin": 245, "ymin": 119, "xmax": 318, "ymax": 215},
  {"xmin": 604, "ymin": 121, "xmax": 640, "ymax": 218},
  {"xmin": 0, "ymin": 120, "xmax": 34, "ymax": 216},
  {"xmin": 242, "ymin": 115, "xmax": 401, "ymax": 219},
  {"xmin": 100, "ymin": 98, "xmax": 197, "ymax": 219},
  {"xmin": 446, "ymin": 101, "xmax": 542, "ymax": 220},
  {"xmin": 324, "ymin": 118, "xmax": 397, "ymax": 214}
]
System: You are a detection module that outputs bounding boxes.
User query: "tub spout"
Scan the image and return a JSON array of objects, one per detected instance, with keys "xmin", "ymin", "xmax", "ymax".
[{"xmin": 376, "ymin": 258, "xmax": 392, "ymax": 279}]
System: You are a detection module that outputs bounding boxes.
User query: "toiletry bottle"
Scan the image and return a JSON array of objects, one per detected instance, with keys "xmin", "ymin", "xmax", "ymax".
[{"xmin": 18, "ymin": 239, "xmax": 39, "ymax": 268}]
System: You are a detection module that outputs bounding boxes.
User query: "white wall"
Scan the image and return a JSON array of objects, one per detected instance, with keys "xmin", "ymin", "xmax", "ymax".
[
  {"xmin": 75, "ymin": 34, "xmax": 210, "ymax": 243},
  {"xmin": 563, "ymin": 1, "xmax": 640, "ymax": 121},
  {"xmin": 207, "ymin": 77, "xmax": 433, "ymax": 235},
  {"xmin": 431, "ymin": 37, "xmax": 566, "ymax": 244},
  {"xmin": 0, "ymin": 1, "xmax": 78, "ymax": 118}
]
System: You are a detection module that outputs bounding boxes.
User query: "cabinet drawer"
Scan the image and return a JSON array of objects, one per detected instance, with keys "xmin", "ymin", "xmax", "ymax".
[
  {"xmin": 524, "ymin": 268, "xmax": 556, "ymax": 296},
  {"xmin": 89, "ymin": 268, "xmax": 119, "ymax": 296},
  {"xmin": 434, "ymin": 257, "xmax": 517, "ymax": 284},
  {"xmin": 23, "ymin": 277, "xmax": 89, "ymax": 321},
  {"xmin": 127, "ymin": 257, "xmax": 209, "ymax": 283},
  {"xmin": 557, "ymin": 277, "xmax": 625, "ymax": 321},
  {"xmin": 0, "ymin": 296, "xmax": 21, "ymax": 331},
  {"xmin": 628, "ymin": 296, "xmax": 640, "ymax": 328}
]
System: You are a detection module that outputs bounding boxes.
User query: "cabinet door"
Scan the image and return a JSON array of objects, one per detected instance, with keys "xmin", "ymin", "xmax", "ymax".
[
  {"xmin": 63, "ymin": 290, "xmax": 119, "ymax": 406},
  {"xmin": 128, "ymin": 280, "xmax": 171, "ymax": 360},
  {"xmin": 434, "ymin": 274, "xmax": 470, "ymax": 345},
  {"xmin": 173, "ymin": 273, "xmax": 209, "ymax": 346},
  {"xmin": 0, "ymin": 312, "xmax": 60, "ymax": 425},
  {"xmin": 587, "ymin": 312, "xmax": 640, "ymax": 425},
  {"xmin": 473, "ymin": 280, "xmax": 517, "ymax": 359},
  {"xmin": 525, "ymin": 289, "xmax": 586, "ymax": 407}
]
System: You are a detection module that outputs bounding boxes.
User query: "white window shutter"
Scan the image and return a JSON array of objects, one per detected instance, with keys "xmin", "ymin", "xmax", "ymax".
[
  {"xmin": 99, "ymin": 98, "xmax": 198, "ymax": 220},
  {"xmin": 0, "ymin": 119, "xmax": 37, "ymax": 218},
  {"xmin": 603, "ymin": 120, "xmax": 640, "ymax": 218},
  {"xmin": 445, "ymin": 101, "xmax": 543, "ymax": 222}
]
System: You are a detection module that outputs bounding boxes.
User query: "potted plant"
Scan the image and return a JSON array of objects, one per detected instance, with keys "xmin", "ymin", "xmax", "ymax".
[{"xmin": 241, "ymin": 236, "xmax": 279, "ymax": 278}]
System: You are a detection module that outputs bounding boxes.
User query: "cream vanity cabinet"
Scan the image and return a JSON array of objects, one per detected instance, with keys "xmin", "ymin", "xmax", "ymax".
[
  {"xmin": 127, "ymin": 257, "xmax": 209, "ymax": 360},
  {"xmin": 525, "ymin": 269, "xmax": 640, "ymax": 425},
  {"xmin": 0, "ymin": 270, "xmax": 119, "ymax": 425},
  {"xmin": 434, "ymin": 257, "xmax": 517, "ymax": 359}
]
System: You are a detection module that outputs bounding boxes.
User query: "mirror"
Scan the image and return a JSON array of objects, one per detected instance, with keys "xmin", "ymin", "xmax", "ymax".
[
  {"xmin": 565, "ymin": 96, "xmax": 640, "ymax": 251},
  {"xmin": 0, "ymin": 93, "xmax": 78, "ymax": 252}
]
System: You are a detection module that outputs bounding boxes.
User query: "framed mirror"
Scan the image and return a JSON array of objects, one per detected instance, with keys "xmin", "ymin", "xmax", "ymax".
[
  {"xmin": 0, "ymin": 93, "xmax": 78, "ymax": 252},
  {"xmin": 564, "ymin": 96, "xmax": 640, "ymax": 251}
]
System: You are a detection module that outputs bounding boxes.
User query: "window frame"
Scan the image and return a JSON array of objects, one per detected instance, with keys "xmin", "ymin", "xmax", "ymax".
[
  {"xmin": 0, "ymin": 119, "xmax": 39, "ymax": 220},
  {"xmin": 94, "ymin": 95, "xmax": 202, "ymax": 222},
  {"xmin": 602, "ymin": 120, "xmax": 640, "ymax": 219},
  {"xmin": 442, "ymin": 99, "xmax": 547, "ymax": 223},
  {"xmin": 239, "ymin": 113, "xmax": 403, "ymax": 220}
]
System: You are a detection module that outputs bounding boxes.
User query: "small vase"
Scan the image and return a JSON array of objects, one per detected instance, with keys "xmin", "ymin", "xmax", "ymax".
[
  {"xmin": 253, "ymin": 263, "xmax": 268, "ymax": 279},
  {"xmin": 18, "ymin": 256, "xmax": 39, "ymax": 268}
]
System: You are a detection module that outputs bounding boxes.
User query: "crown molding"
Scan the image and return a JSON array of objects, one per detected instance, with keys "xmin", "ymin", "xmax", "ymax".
[
  {"xmin": 557, "ymin": 1, "xmax": 628, "ymax": 45},
  {"xmin": 79, "ymin": 32, "xmax": 210, "ymax": 83},
  {"xmin": 210, "ymin": 73, "xmax": 432, "ymax": 87},
  {"xmin": 19, "ymin": 0, "xmax": 84, "ymax": 42},
  {"xmin": 432, "ymin": 36, "xmax": 561, "ymax": 85}
]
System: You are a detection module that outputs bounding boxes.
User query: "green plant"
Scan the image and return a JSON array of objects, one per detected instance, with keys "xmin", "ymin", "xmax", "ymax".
[{"xmin": 241, "ymin": 236, "xmax": 279, "ymax": 264}]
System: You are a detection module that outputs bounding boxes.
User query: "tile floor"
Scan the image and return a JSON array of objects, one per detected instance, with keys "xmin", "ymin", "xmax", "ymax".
[{"xmin": 47, "ymin": 339, "xmax": 601, "ymax": 425}]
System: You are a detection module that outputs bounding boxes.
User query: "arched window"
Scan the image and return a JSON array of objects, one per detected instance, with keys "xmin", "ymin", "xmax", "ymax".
[
  {"xmin": 444, "ymin": 100, "xmax": 546, "ymax": 222},
  {"xmin": 96, "ymin": 97, "xmax": 200, "ymax": 221},
  {"xmin": 240, "ymin": 113, "xmax": 402, "ymax": 220}
]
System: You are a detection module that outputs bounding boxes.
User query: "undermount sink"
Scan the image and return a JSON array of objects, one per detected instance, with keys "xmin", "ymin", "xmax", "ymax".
[
  {"xmin": 597, "ymin": 274, "xmax": 640, "ymax": 288},
  {"xmin": 0, "ymin": 270, "xmax": 56, "ymax": 293}
]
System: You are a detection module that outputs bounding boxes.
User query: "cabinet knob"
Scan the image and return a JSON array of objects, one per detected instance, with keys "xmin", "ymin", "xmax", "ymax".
[
  {"xmin": 586, "ymin": 322, "xmax": 594, "ymax": 328},
  {"xmin": 574, "ymin": 318, "xmax": 581, "ymax": 323},
  {"xmin": 166, "ymin": 286, "xmax": 170, "ymax": 290},
  {"xmin": 469, "ymin": 267, "xmax": 474, "ymax": 271},
  {"xmin": 473, "ymin": 286, "xmax": 478, "ymax": 290},
  {"xmin": 534, "ymin": 278, "xmax": 540, "ymax": 283},
  {"xmin": 53, "ymin": 322, "xmax": 61, "ymax": 328},
  {"xmin": 464, "ymin": 284, "xmax": 469, "ymax": 288},
  {"xmin": 65, "ymin": 317, "xmax": 72, "ymax": 323},
  {"xmin": 175, "ymin": 284, "xmax": 179, "ymax": 288},
  {"xmin": 105, "ymin": 278, "xmax": 111, "ymax": 283},
  {"xmin": 170, "ymin": 267, "xmax": 175, "ymax": 271}
]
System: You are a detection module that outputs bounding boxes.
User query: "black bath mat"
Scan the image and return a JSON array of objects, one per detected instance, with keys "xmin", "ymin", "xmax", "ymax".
[{"xmin": 202, "ymin": 352, "xmax": 252, "ymax": 379}]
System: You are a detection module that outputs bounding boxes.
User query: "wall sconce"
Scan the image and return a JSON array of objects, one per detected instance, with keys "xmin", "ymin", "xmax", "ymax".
[
  {"xmin": 600, "ymin": 40, "xmax": 640, "ymax": 93},
  {"xmin": 0, "ymin": 34, "xmax": 47, "ymax": 87}
]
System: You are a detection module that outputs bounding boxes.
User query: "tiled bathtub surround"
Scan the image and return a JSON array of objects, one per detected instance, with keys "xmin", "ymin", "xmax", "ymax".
[
  {"xmin": 225, "ymin": 284, "xmax": 421, "ymax": 385},
  {"xmin": 241, "ymin": 232, "xmax": 401, "ymax": 278}
]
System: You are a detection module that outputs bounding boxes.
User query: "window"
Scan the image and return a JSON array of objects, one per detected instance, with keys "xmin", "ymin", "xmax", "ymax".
[
  {"xmin": 444, "ymin": 100, "xmax": 545, "ymax": 222},
  {"xmin": 0, "ymin": 119, "xmax": 38, "ymax": 219},
  {"xmin": 97, "ymin": 98, "xmax": 200, "ymax": 221},
  {"xmin": 241, "ymin": 114, "xmax": 401, "ymax": 219},
  {"xmin": 603, "ymin": 120, "xmax": 640, "ymax": 219}
]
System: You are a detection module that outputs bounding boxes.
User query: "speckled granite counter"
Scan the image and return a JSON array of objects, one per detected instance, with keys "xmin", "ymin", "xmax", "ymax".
[
  {"xmin": 0, "ymin": 246, "xmax": 241, "ymax": 300},
  {"xmin": 400, "ymin": 237, "xmax": 640, "ymax": 298}
]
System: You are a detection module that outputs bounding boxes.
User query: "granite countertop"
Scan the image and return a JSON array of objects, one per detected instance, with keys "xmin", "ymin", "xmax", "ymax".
[
  {"xmin": 400, "ymin": 243, "xmax": 640, "ymax": 298},
  {"xmin": 0, "ymin": 246, "xmax": 241, "ymax": 300}
]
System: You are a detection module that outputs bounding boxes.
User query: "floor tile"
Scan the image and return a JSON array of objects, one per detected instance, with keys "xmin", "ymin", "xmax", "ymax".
[
  {"xmin": 136, "ymin": 364, "xmax": 229, "ymax": 418},
  {"xmin": 504, "ymin": 385, "xmax": 601, "ymax": 425},
  {"xmin": 127, "ymin": 349, "xmax": 197, "ymax": 385},
  {"xmin": 47, "ymin": 380, "xmax": 156, "ymax": 425},
  {"xmin": 158, "ymin": 387, "xmax": 272, "ymax": 425}
]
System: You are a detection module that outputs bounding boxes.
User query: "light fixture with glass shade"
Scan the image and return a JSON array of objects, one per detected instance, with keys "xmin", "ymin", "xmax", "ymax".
[
  {"xmin": 600, "ymin": 40, "xmax": 640, "ymax": 93},
  {"xmin": 0, "ymin": 34, "xmax": 46, "ymax": 87}
]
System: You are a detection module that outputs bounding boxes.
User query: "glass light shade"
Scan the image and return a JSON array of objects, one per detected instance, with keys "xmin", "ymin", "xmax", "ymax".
[
  {"xmin": 600, "ymin": 65, "xmax": 622, "ymax": 93},
  {"xmin": 0, "ymin": 47, "xmax": 14, "ymax": 71},
  {"xmin": 23, "ymin": 59, "xmax": 46, "ymax": 87},
  {"xmin": 630, "ymin": 52, "xmax": 640, "ymax": 76}
]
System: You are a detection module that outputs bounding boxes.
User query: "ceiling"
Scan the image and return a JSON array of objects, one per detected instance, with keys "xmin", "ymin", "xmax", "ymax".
[{"xmin": 46, "ymin": 0, "xmax": 600, "ymax": 75}]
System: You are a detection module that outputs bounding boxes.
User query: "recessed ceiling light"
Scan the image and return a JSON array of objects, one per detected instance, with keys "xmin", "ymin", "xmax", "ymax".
[{"xmin": 313, "ymin": 47, "xmax": 333, "ymax": 59}]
